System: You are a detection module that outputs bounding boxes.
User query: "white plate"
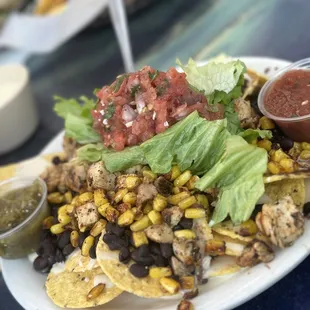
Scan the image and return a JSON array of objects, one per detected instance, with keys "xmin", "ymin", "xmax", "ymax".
[{"xmin": 3, "ymin": 57, "xmax": 310, "ymax": 310}]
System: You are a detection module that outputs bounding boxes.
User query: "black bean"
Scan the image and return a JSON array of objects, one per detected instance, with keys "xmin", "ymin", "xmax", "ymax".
[
  {"xmin": 41, "ymin": 241, "xmax": 56, "ymax": 257},
  {"xmin": 40, "ymin": 229, "xmax": 51, "ymax": 242},
  {"xmin": 153, "ymin": 255, "xmax": 168, "ymax": 267},
  {"xmin": 57, "ymin": 231, "xmax": 71, "ymax": 250},
  {"xmin": 160, "ymin": 243, "xmax": 173, "ymax": 258},
  {"xmin": 55, "ymin": 249, "xmax": 65, "ymax": 263},
  {"xmin": 201, "ymin": 278, "xmax": 208, "ymax": 285},
  {"xmin": 149, "ymin": 242, "xmax": 161, "ymax": 255},
  {"xmin": 129, "ymin": 264, "xmax": 149, "ymax": 278},
  {"xmin": 89, "ymin": 245, "xmax": 97, "ymax": 259},
  {"xmin": 154, "ymin": 176, "xmax": 173, "ymax": 196},
  {"xmin": 121, "ymin": 233, "xmax": 130, "ymax": 247},
  {"xmin": 170, "ymin": 274, "xmax": 180, "ymax": 282},
  {"xmin": 279, "ymin": 137, "xmax": 294, "ymax": 151},
  {"xmin": 63, "ymin": 244, "xmax": 75, "ymax": 256},
  {"xmin": 33, "ymin": 256, "xmax": 49, "ymax": 272},
  {"xmin": 179, "ymin": 218, "xmax": 193, "ymax": 230},
  {"xmin": 303, "ymin": 202, "xmax": 310, "ymax": 218},
  {"xmin": 138, "ymin": 244, "xmax": 150, "ymax": 257},
  {"xmin": 106, "ymin": 223, "xmax": 125, "ymax": 237},
  {"xmin": 107, "ymin": 242, "xmax": 122, "ymax": 251},
  {"xmin": 172, "ymin": 225, "xmax": 183, "ymax": 232},
  {"xmin": 78, "ymin": 232, "xmax": 89, "ymax": 248},
  {"xmin": 119, "ymin": 247, "xmax": 130, "ymax": 264},
  {"xmin": 94, "ymin": 235, "xmax": 101, "ymax": 247},
  {"xmin": 52, "ymin": 156, "xmax": 62, "ymax": 165},
  {"xmin": 47, "ymin": 255, "xmax": 56, "ymax": 267},
  {"xmin": 131, "ymin": 250, "xmax": 154, "ymax": 266}
]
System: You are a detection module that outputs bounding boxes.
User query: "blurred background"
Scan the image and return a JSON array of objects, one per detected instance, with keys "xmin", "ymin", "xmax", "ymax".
[{"xmin": 1, "ymin": 0, "xmax": 310, "ymax": 309}]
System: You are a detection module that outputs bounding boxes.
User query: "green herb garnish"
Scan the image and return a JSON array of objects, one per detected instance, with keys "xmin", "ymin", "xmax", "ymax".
[
  {"xmin": 131, "ymin": 84, "xmax": 140, "ymax": 97},
  {"xmin": 148, "ymin": 70, "xmax": 159, "ymax": 81},
  {"xmin": 104, "ymin": 103, "xmax": 115, "ymax": 119},
  {"xmin": 113, "ymin": 74, "xmax": 129, "ymax": 93}
]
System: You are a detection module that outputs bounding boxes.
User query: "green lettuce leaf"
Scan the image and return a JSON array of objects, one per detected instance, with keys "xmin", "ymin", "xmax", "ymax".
[
  {"xmin": 176, "ymin": 58, "xmax": 246, "ymax": 105},
  {"xmin": 239, "ymin": 128, "xmax": 273, "ymax": 143},
  {"xmin": 195, "ymin": 135, "xmax": 267, "ymax": 225},
  {"xmin": 53, "ymin": 96, "xmax": 100, "ymax": 144},
  {"xmin": 223, "ymin": 101, "xmax": 242, "ymax": 135}
]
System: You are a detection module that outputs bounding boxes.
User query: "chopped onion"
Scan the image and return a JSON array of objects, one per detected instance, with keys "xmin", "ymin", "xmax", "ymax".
[
  {"xmin": 136, "ymin": 94, "xmax": 146, "ymax": 114},
  {"xmin": 122, "ymin": 104, "xmax": 137, "ymax": 123}
]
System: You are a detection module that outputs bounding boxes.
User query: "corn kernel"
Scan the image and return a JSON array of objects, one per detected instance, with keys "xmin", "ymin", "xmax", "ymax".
[
  {"xmin": 105, "ymin": 206, "xmax": 120, "ymax": 223},
  {"xmin": 185, "ymin": 208, "xmax": 206, "ymax": 219},
  {"xmin": 94, "ymin": 189, "xmax": 108, "ymax": 207},
  {"xmin": 50, "ymin": 223, "xmax": 65, "ymax": 234},
  {"xmin": 148, "ymin": 210, "xmax": 162, "ymax": 224},
  {"xmin": 301, "ymin": 142, "xmax": 310, "ymax": 150},
  {"xmin": 42, "ymin": 216, "xmax": 54, "ymax": 229},
  {"xmin": 259, "ymin": 116, "xmax": 275, "ymax": 130},
  {"xmin": 130, "ymin": 215, "xmax": 152, "ymax": 232},
  {"xmin": 196, "ymin": 194, "xmax": 209, "ymax": 209},
  {"xmin": 267, "ymin": 161, "xmax": 282, "ymax": 174},
  {"xmin": 205, "ymin": 239, "xmax": 226, "ymax": 256},
  {"xmin": 114, "ymin": 188, "xmax": 129, "ymax": 203},
  {"xmin": 123, "ymin": 192, "xmax": 137, "ymax": 205},
  {"xmin": 132, "ymin": 231, "xmax": 149, "ymax": 247},
  {"xmin": 90, "ymin": 219, "xmax": 107, "ymax": 237},
  {"xmin": 178, "ymin": 196, "xmax": 197, "ymax": 210},
  {"xmin": 58, "ymin": 204, "xmax": 68, "ymax": 215},
  {"xmin": 107, "ymin": 190, "xmax": 116, "ymax": 200},
  {"xmin": 257, "ymin": 139, "xmax": 272, "ymax": 151},
  {"xmin": 170, "ymin": 165, "xmax": 181, "ymax": 180},
  {"xmin": 132, "ymin": 207, "xmax": 144, "ymax": 221},
  {"xmin": 168, "ymin": 192, "xmax": 190, "ymax": 205},
  {"xmin": 125, "ymin": 176, "xmax": 141, "ymax": 190},
  {"xmin": 98, "ymin": 203, "xmax": 111, "ymax": 217},
  {"xmin": 118, "ymin": 209, "xmax": 135, "ymax": 226},
  {"xmin": 70, "ymin": 230, "xmax": 79, "ymax": 248},
  {"xmin": 71, "ymin": 196, "xmax": 79, "ymax": 206},
  {"xmin": 143, "ymin": 202, "xmax": 153, "ymax": 214},
  {"xmin": 179, "ymin": 276, "xmax": 195, "ymax": 290},
  {"xmin": 81, "ymin": 236, "xmax": 95, "ymax": 256},
  {"xmin": 64, "ymin": 191, "xmax": 72, "ymax": 203},
  {"xmin": 87, "ymin": 283, "xmax": 105, "ymax": 301},
  {"xmin": 58, "ymin": 213, "xmax": 71, "ymax": 225},
  {"xmin": 66, "ymin": 204, "xmax": 75, "ymax": 214},
  {"xmin": 47, "ymin": 192, "xmax": 64, "ymax": 204},
  {"xmin": 172, "ymin": 187, "xmax": 181, "ymax": 194},
  {"xmin": 78, "ymin": 192, "xmax": 93, "ymax": 204},
  {"xmin": 186, "ymin": 175, "xmax": 199, "ymax": 190},
  {"xmin": 271, "ymin": 149, "xmax": 289, "ymax": 162},
  {"xmin": 235, "ymin": 219, "xmax": 257, "ymax": 236},
  {"xmin": 174, "ymin": 229, "xmax": 196, "ymax": 239},
  {"xmin": 279, "ymin": 158, "xmax": 295, "ymax": 173},
  {"xmin": 142, "ymin": 169, "xmax": 157, "ymax": 181},
  {"xmin": 300, "ymin": 150, "xmax": 310, "ymax": 160},
  {"xmin": 159, "ymin": 277, "xmax": 180, "ymax": 294},
  {"xmin": 153, "ymin": 194, "xmax": 168, "ymax": 211},
  {"xmin": 174, "ymin": 170, "xmax": 192, "ymax": 187},
  {"xmin": 116, "ymin": 203, "xmax": 131, "ymax": 214},
  {"xmin": 149, "ymin": 267, "xmax": 172, "ymax": 279},
  {"xmin": 251, "ymin": 139, "xmax": 258, "ymax": 145}
]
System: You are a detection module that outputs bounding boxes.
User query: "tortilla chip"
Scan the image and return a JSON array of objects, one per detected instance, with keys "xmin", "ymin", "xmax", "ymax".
[
  {"xmin": 265, "ymin": 178, "xmax": 305, "ymax": 209},
  {"xmin": 207, "ymin": 256, "xmax": 242, "ymax": 278},
  {"xmin": 46, "ymin": 267, "xmax": 122, "ymax": 308},
  {"xmin": 264, "ymin": 171, "xmax": 310, "ymax": 184},
  {"xmin": 0, "ymin": 153, "xmax": 64, "ymax": 181},
  {"xmin": 96, "ymin": 233, "xmax": 180, "ymax": 298},
  {"xmin": 212, "ymin": 232, "xmax": 246, "ymax": 256},
  {"xmin": 65, "ymin": 249, "xmax": 99, "ymax": 273},
  {"xmin": 212, "ymin": 221, "xmax": 255, "ymax": 243}
]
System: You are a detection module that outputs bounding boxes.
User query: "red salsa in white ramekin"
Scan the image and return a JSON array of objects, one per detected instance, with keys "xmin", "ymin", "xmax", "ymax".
[{"xmin": 258, "ymin": 58, "xmax": 310, "ymax": 142}]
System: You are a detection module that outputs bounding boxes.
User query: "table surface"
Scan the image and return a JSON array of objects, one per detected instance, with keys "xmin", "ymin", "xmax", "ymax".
[{"xmin": 1, "ymin": 0, "xmax": 310, "ymax": 309}]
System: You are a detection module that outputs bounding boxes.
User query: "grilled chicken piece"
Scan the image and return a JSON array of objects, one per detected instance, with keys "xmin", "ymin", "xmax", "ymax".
[
  {"xmin": 170, "ymin": 256, "xmax": 194, "ymax": 277},
  {"xmin": 136, "ymin": 183, "xmax": 158, "ymax": 206},
  {"xmin": 63, "ymin": 136, "xmax": 80, "ymax": 160},
  {"xmin": 40, "ymin": 164, "xmax": 65, "ymax": 193},
  {"xmin": 173, "ymin": 238, "xmax": 196, "ymax": 265},
  {"xmin": 75, "ymin": 202, "xmax": 100, "ymax": 232},
  {"xmin": 145, "ymin": 223, "xmax": 174, "ymax": 243},
  {"xmin": 234, "ymin": 97, "xmax": 259, "ymax": 129},
  {"xmin": 87, "ymin": 161, "xmax": 116, "ymax": 191},
  {"xmin": 236, "ymin": 240, "xmax": 274, "ymax": 267},
  {"xmin": 62, "ymin": 160, "xmax": 89, "ymax": 193},
  {"xmin": 256, "ymin": 196, "xmax": 304, "ymax": 248},
  {"xmin": 162, "ymin": 206, "xmax": 183, "ymax": 227}
]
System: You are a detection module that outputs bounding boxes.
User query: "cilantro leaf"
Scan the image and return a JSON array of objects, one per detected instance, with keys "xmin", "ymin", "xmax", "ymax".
[
  {"xmin": 148, "ymin": 70, "xmax": 159, "ymax": 81},
  {"xmin": 104, "ymin": 103, "xmax": 115, "ymax": 119}
]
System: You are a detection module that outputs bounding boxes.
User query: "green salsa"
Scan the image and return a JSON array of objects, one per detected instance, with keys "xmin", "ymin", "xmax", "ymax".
[{"xmin": 0, "ymin": 180, "xmax": 43, "ymax": 234}]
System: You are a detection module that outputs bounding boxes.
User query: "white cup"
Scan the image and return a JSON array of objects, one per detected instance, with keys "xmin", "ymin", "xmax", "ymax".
[{"xmin": 0, "ymin": 64, "xmax": 38, "ymax": 154}]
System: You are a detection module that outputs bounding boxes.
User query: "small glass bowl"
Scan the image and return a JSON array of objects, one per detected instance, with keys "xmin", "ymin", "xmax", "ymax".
[
  {"xmin": 258, "ymin": 58, "xmax": 310, "ymax": 142},
  {"xmin": 0, "ymin": 177, "xmax": 49, "ymax": 259}
]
